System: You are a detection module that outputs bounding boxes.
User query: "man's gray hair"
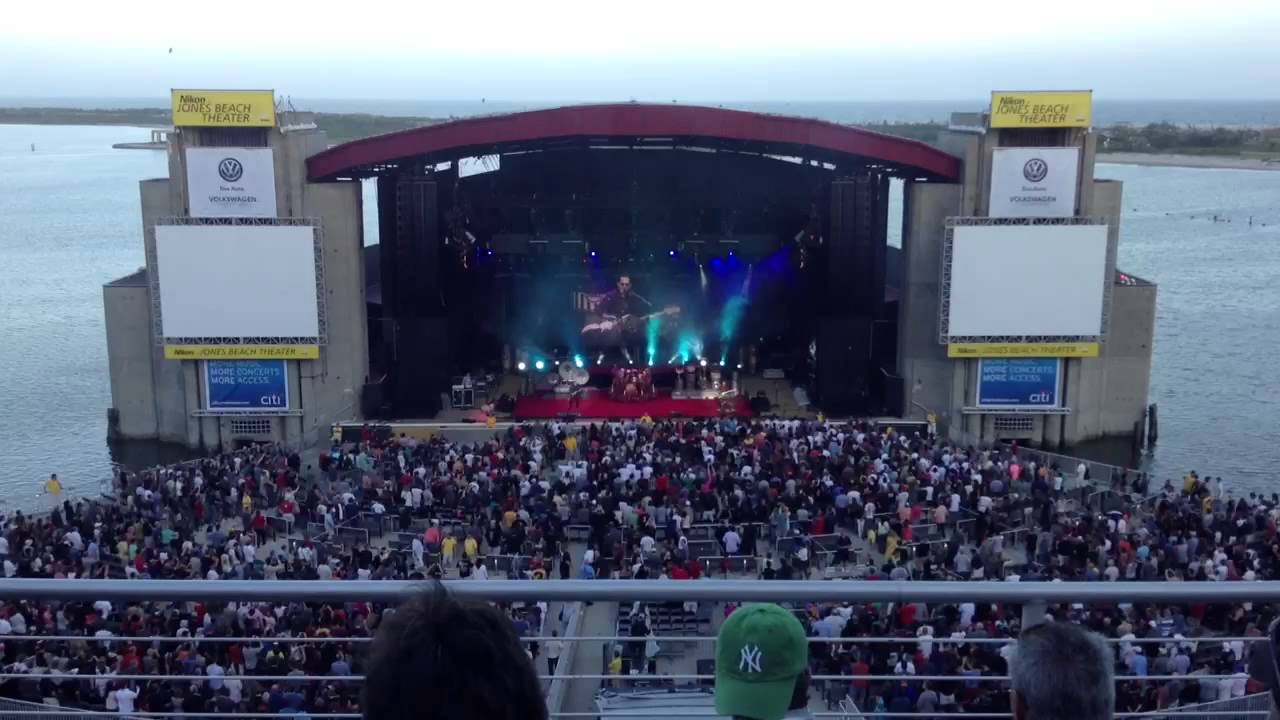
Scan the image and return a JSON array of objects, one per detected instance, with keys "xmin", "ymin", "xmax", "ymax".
[{"xmin": 1011, "ymin": 622, "xmax": 1114, "ymax": 720}]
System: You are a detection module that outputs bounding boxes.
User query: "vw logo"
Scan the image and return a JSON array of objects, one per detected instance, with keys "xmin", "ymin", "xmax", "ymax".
[
  {"xmin": 217, "ymin": 158, "xmax": 244, "ymax": 183},
  {"xmin": 1022, "ymin": 158, "xmax": 1048, "ymax": 183}
]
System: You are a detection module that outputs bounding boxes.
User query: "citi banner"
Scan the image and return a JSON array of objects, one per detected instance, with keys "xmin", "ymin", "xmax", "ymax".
[
  {"xmin": 989, "ymin": 147, "xmax": 1079, "ymax": 218},
  {"xmin": 186, "ymin": 148, "xmax": 277, "ymax": 218},
  {"xmin": 204, "ymin": 360, "xmax": 289, "ymax": 413},
  {"xmin": 977, "ymin": 358, "xmax": 1061, "ymax": 409}
]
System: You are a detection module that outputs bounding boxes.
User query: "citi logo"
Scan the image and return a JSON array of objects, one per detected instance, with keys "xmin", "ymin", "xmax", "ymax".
[
  {"xmin": 1027, "ymin": 391, "xmax": 1053, "ymax": 403},
  {"xmin": 260, "ymin": 393, "xmax": 285, "ymax": 407}
]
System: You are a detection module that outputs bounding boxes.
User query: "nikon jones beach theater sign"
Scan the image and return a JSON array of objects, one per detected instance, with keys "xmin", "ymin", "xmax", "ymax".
[
  {"xmin": 990, "ymin": 90, "xmax": 1092, "ymax": 128},
  {"xmin": 186, "ymin": 147, "xmax": 277, "ymax": 217},
  {"xmin": 171, "ymin": 89, "xmax": 275, "ymax": 127}
]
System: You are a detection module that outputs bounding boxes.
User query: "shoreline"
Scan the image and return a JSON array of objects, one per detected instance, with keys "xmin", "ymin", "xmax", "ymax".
[{"xmin": 1099, "ymin": 152, "xmax": 1280, "ymax": 171}]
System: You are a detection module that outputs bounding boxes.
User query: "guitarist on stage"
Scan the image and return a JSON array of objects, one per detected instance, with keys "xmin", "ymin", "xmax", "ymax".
[
  {"xmin": 598, "ymin": 275, "xmax": 650, "ymax": 322},
  {"xmin": 581, "ymin": 274, "xmax": 680, "ymax": 360}
]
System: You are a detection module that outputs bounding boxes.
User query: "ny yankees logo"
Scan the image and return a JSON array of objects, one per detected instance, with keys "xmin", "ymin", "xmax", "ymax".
[{"xmin": 739, "ymin": 644, "xmax": 763, "ymax": 673}]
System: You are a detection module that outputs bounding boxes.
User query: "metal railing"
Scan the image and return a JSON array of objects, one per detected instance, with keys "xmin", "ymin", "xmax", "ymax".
[{"xmin": 0, "ymin": 580, "xmax": 1275, "ymax": 720}]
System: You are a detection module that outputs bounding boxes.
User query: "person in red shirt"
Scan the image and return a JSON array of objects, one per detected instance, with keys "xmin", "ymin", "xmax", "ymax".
[
  {"xmin": 671, "ymin": 563, "xmax": 690, "ymax": 580},
  {"xmin": 850, "ymin": 654, "xmax": 871, "ymax": 709}
]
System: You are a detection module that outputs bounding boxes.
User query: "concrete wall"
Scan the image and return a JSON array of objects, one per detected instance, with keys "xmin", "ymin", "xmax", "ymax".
[
  {"xmin": 103, "ymin": 283, "xmax": 157, "ymax": 438},
  {"xmin": 138, "ymin": 178, "xmax": 194, "ymax": 444},
  {"xmin": 897, "ymin": 181, "xmax": 963, "ymax": 435},
  {"xmin": 299, "ymin": 178, "xmax": 369, "ymax": 446}
]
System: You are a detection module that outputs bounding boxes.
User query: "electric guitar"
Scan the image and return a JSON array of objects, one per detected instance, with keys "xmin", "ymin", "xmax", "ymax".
[{"xmin": 582, "ymin": 306, "xmax": 681, "ymax": 335}]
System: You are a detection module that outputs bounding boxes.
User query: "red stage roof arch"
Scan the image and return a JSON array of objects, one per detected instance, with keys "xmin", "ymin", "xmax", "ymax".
[{"xmin": 306, "ymin": 103, "xmax": 961, "ymax": 182}]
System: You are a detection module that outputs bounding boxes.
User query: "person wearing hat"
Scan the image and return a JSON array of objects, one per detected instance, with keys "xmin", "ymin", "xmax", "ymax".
[{"xmin": 715, "ymin": 603, "xmax": 812, "ymax": 720}]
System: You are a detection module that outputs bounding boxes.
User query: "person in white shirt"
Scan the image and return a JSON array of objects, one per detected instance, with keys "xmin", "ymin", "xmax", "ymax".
[
  {"xmin": 545, "ymin": 631, "xmax": 564, "ymax": 675},
  {"xmin": 114, "ymin": 686, "xmax": 138, "ymax": 714},
  {"xmin": 473, "ymin": 560, "xmax": 489, "ymax": 580},
  {"xmin": 722, "ymin": 528, "xmax": 742, "ymax": 555}
]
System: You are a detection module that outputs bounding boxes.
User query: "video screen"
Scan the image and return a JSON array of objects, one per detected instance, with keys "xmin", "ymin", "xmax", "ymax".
[{"xmin": 501, "ymin": 248, "xmax": 807, "ymax": 368}]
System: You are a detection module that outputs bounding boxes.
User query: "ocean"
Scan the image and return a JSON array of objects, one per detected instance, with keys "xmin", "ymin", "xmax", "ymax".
[{"xmin": 0, "ymin": 119, "xmax": 1277, "ymax": 508}]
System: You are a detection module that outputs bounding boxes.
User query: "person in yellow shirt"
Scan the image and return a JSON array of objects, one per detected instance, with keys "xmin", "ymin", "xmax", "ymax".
[
  {"xmin": 564, "ymin": 434, "xmax": 578, "ymax": 458},
  {"xmin": 44, "ymin": 474, "xmax": 63, "ymax": 498},
  {"xmin": 885, "ymin": 533, "xmax": 899, "ymax": 563},
  {"xmin": 608, "ymin": 650, "xmax": 624, "ymax": 687},
  {"xmin": 242, "ymin": 493, "xmax": 253, "ymax": 514},
  {"xmin": 464, "ymin": 535, "xmax": 479, "ymax": 562},
  {"xmin": 441, "ymin": 534, "xmax": 458, "ymax": 564}
]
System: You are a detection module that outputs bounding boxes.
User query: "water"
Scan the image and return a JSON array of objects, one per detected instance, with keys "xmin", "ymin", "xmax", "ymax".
[
  {"xmin": 0, "ymin": 123, "xmax": 1276, "ymax": 509},
  {"xmin": 1094, "ymin": 163, "xmax": 1280, "ymax": 488},
  {"xmin": 5, "ymin": 97, "xmax": 1280, "ymax": 127},
  {"xmin": 0, "ymin": 125, "xmax": 169, "ymax": 504}
]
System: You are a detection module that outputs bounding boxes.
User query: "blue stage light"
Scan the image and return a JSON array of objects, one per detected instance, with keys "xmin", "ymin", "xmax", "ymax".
[
  {"xmin": 517, "ymin": 361, "xmax": 527, "ymax": 372},
  {"xmin": 534, "ymin": 360, "xmax": 546, "ymax": 371},
  {"xmin": 574, "ymin": 355, "xmax": 584, "ymax": 368}
]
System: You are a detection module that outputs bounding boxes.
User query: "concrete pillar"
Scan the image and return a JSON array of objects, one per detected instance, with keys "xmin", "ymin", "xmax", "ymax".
[{"xmin": 897, "ymin": 182, "xmax": 962, "ymax": 431}]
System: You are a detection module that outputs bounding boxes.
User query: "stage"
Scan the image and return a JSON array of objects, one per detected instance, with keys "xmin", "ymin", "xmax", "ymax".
[{"xmin": 512, "ymin": 388, "xmax": 752, "ymax": 419}]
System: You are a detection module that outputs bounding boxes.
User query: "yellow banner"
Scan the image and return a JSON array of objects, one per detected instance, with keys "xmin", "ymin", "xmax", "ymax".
[
  {"xmin": 165, "ymin": 345, "xmax": 318, "ymax": 360},
  {"xmin": 990, "ymin": 91, "xmax": 1092, "ymax": 128},
  {"xmin": 171, "ymin": 89, "xmax": 275, "ymax": 127},
  {"xmin": 948, "ymin": 342, "xmax": 1099, "ymax": 358}
]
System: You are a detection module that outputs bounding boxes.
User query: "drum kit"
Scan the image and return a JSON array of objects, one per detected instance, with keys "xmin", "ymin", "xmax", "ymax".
[
  {"xmin": 610, "ymin": 367, "xmax": 654, "ymax": 402},
  {"xmin": 556, "ymin": 362, "xmax": 591, "ymax": 391}
]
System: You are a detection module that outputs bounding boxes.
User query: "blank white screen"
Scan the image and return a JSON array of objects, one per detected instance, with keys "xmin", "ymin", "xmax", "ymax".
[
  {"xmin": 947, "ymin": 224, "xmax": 1107, "ymax": 337},
  {"xmin": 155, "ymin": 225, "xmax": 320, "ymax": 338}
]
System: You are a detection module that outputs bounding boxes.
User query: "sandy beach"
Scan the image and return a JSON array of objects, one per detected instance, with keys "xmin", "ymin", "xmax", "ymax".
[{"xmin": 1100, "ymin": 152, "xmax": 1280, "ymax": 171}]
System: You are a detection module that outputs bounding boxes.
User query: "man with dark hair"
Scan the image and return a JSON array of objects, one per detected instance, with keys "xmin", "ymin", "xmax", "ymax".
[
  {"xmin": 715, "ymin": 603, "xmax": 812, "ymax": 720},
  {"xmin": 362, "ymin": 586, "xmax": 547, "ymax": 720}
]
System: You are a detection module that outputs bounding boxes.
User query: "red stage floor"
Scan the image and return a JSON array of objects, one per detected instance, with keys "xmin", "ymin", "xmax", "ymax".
[{"xmin": 513, "ymin": 389, "xmax": 751, "ymax": 419}]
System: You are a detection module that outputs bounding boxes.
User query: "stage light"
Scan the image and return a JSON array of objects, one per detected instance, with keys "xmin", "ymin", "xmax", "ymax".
[
  {"xmin": 699, "ymin": 358, "xmax": 707, "ymax": 367},
  {"xmin": 737, "ymin": 363, "xmax": 743, "ymax": 369},
  {"xmin": 719, "ymin": 360, "xmax": 725, "ymax": 367},
  {"xmin": 574, "ymin": 355, "xmax": 584, "ymax": 368},
  {"xmin": 517, "ymin": 361, "xmax": 527, "ymax": 372},
  {"xmin": 669, "ymin": 249, "xmax": 676, "ymax": 257},
  {"xmin": 534, "ymin": 360, "xmax": 546, "ymax": 371},
  {"xmin": 590, "ymin": 251, "xmax": 597, "ymax": 257}
]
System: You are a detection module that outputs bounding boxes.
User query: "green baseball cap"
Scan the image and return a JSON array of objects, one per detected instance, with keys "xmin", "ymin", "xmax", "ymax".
[{"xmin": 715, "ymin": 604, "xmax": 809, "ymax": 720}]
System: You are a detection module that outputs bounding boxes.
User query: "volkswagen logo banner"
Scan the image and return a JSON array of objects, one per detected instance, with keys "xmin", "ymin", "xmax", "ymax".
[
  {"xmin": 186, "ymin": 148, "xmax": 278, "ymax": 218},
  {"xmin": 989, "ymin": 147, "xmax": 1079, "ymax": 218}
]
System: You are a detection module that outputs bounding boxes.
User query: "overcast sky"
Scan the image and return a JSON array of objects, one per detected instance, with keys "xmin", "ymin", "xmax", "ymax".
[{"xmin": 3, "ymin": 0, "xmax": 1278, "ymax": 101}]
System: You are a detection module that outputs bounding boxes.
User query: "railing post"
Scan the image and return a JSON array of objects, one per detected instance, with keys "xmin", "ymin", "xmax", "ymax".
[{"xmin": 1021, "ymin": 600, "xmax": 1047, "ymax": 629}]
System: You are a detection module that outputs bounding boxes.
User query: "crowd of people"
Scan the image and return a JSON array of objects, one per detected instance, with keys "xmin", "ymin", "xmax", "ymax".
[{"xmin": 1, "ymin": 416, "xmax": 1276, "ymax": 717}]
